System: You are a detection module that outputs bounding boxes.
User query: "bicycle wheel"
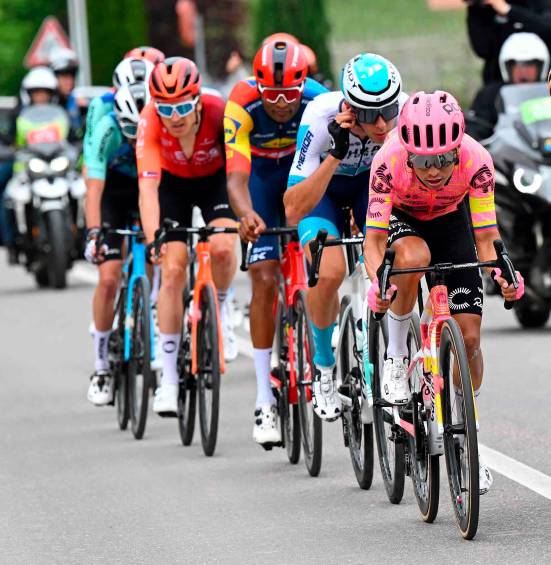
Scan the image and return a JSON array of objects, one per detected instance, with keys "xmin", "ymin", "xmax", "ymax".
[
  {"xmin": 407, "ymin": 314, "xmax": 440, "ymax": 522},
  {"xmin": 197, "ymin": 285, "xmax": 221, "ymax": 457},
  {"xmin": 294, "ymin": 290, "xmax": 322, "ymax": 477},
  {"xmin": 112, "ymin": 286, "xmax": 129, "ymax": 431},
  {"xmin": 339, "ymin": 296, "xmax": 373, "ymax": 490},
  {"xmin": 177, "ymin": 322, "xmax": 196, "ymax": 446},
  {"xmin": 440, "ymin": 318, "xmax": 479, "ymax": 540},
  {"xmin": 370, "ymin": 313, "xmax": 405, "ymax": 504},
  {"xmin": 128, "ymin": 277, "xmax": 153, "ymax": 440}
]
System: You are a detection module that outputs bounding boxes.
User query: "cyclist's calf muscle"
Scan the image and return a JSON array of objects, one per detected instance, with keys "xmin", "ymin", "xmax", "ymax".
[
  {"xmin": 158, "ymin": 242, "xmax": 188, "ymax": 334},
  {"xmin": 249, "ymin": 260, "xmax": 279, "ymax": 348},
  {"xmin": 93, "ymin": 260, "xmax": 122, "ymax": 331}
]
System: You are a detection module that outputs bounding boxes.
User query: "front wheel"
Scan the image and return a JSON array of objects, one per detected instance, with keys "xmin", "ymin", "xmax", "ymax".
[{"xmin": 112, "ymin": 286, "xmax": 129, "ymax": 431}]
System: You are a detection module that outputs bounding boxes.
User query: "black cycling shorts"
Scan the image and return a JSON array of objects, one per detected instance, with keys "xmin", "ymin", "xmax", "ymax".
[
  {"xmin": 387, "ymin": 200, "xmax": 483, "ymax": 316},
  {"xmin": 100, "ymin": 169, "xmax": 139, "ymax": 261},
  {"xmin": 158, "ymin": 168, "xmax": 235, "ymax": 243}
]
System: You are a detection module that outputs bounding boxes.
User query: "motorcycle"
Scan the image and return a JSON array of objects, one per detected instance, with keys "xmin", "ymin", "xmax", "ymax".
[
  {"xmin": 4, "ymin": 104, "xmax": 86, "ymax": 289},
  {"xmin": 480, "ymin": 82, "xmax": 551, "ymax": 327}
]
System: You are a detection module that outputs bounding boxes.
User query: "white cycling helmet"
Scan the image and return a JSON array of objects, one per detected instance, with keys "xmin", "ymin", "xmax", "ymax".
[
  {"xmin": 49, "ymin": 46, "xmax": 79, "ymax": 74},
  {"xmin": 340, "ymin": 53, "xmax": 402, "ymax": 109},
  {"xmin": 112, "ymin": 58, "xmax": 154, "ymax": 89},
  {"xmin": 114, "ymin": 82, "xmax": 150, "ymax": 139},
  {"xmin": 499, "ymin": 32, "xmax": 550, "ymax": 82},
  {"xmin": 22, "ymin": 66, "xmax": 58, "ymax": 92}
]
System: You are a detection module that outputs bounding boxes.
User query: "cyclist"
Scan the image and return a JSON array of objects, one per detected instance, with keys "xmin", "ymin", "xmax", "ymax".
[
  {"xmin": 124, "ymin": 45, "xmax": 166, "ymax": 64},
  {"xmin": 284, "ymin": 53, "xmax": 406, "ymax": 421},
  {"xmin": 84, "ymin": 82, "xmax": 149, "ymax": 405},
  {"xmin": 224, "ymin": 38, "xmax": 327, "ymax": 445},
  {"xmin": 137, "ymin": 57, "xmax": 238, "ymax": 416},
  {"xmin": 363, "ymin": 90, "xmax": 524, "ymax": 494}
]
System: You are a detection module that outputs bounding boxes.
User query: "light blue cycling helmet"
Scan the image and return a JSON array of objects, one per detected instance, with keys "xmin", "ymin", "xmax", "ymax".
[{"xmin": 340, "ymin": 53, "xmax": 402, "ymax": 108}]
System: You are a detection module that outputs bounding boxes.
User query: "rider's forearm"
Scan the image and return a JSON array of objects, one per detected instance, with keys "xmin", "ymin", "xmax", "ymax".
[
  {"xmin": 84, "ymin": 178, "xmax": 105, "ymax": 229},
  {"xmin": 284, "ymin": 157, "xmax": 340, "ymax": 225},
  {"xmin": 227, "ymin": 171, "xmax": 253, "ymax": 218},
  {"xmin": 474, "ymin": 227, "xmax": 501, "ymax": 273},
  {"xmin": 363, "ymin": 231, "xmax": 389, "ymax": 281},
  {"xmin": 139, "ymin": 178, "xmax": 161, "ymax": 243}
]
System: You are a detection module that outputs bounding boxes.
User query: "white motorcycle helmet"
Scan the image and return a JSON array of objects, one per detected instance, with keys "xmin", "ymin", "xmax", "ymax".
[
  {"xmin": 20, "ymin": 66, "xmax": 58, "ymax": 105},
  {"xmin": 112, "ymin": 58, "xmax": 154, "ymax": 89},
  {"xmin": 114, "ymin": 82, "xmax": 150, "ymax": 139},
  {"xmin": 499, "ymin": 32, "xmax": 550, "ymax": 82}
]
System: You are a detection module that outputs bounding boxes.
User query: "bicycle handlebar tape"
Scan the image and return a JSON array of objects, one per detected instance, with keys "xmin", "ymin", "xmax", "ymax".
[
  {"xmin": 374, "ymin": 248, "xmax": 396, "ymax": 321},
  {"xmin": 240, "ymin": 240, "xmax": 251, "ymax": 272},
  {"xmin": 308, "ymin": 229, "xmax": 328, "ymax": 288},
  {"xmin": 493, "ymin": 239, "xmax": 517, "ymax": 311}
]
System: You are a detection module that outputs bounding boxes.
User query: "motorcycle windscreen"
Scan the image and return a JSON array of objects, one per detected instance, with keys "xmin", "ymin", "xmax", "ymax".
[{"xmin": 16, "ymin": 104, "xmax": 70, "ymax": 151}]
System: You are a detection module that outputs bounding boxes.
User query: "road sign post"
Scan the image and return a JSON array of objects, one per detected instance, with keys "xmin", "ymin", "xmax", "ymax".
[{"xmin": 67, "ymin": 0, "xmax": 92, "ymax": 86}]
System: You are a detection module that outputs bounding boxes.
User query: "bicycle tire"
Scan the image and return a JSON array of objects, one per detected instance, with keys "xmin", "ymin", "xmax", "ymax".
[
  {"xmin": 295, "ymin": 290, "xmax": 322, "ymax": 477},
  {"xmin": 440, "ymin": 318, "xmax": 479, "ymax": 540},
  {"xmin": 407, "ymin": 313, "xmax": 440, "ymax": 522},
  {"xmin": 113, "ymin": 286, "xmax": 129, "ymax": 431},
  {"xmin": 197, "ymin": 285, "xmax": 220, "ymax": 457},
  {"xmin": 370, "ymin": 312, "xmax": 405, "ymax": 504},
  {"xmin": 128, "ymin": 277, "xmax": 152, "ymax": 440},
  {"xmin": 177, "ymin": 326, "xmax": 196, "ymax": 446},
  {"xmin": 339, "ymin": 296, "xmax": 373, "ymax": 490}
]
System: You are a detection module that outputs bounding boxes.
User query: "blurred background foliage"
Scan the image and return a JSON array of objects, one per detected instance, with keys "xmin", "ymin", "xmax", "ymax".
[{"xmin": 0, "ymin": 0, "xmax": 481, "ymax": 105}]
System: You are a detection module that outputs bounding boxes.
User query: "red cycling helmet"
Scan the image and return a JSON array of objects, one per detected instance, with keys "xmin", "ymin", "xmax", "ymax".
[
  {"xmin": 261, "ymin": 32, "xmax": 300, "ymax": 46},
  {"xmin": 125, "ymin": 46, "xmax": 166, "ymax": 65},
  {"xmin": 149, "ymin": 56, "xmax": 202, "ymax": 101},
  {"xmin": 253, "ymin": 39, "xmax": 307, "ymax": 88},
  {"xmin": 398, "ymin": 90, "xmax": 465, "ymax": 155}
]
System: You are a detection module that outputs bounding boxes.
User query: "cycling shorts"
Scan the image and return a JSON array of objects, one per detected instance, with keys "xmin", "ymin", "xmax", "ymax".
[
  {"xmin": 158, "ymin": 168, "xmax": 235, "ymax": 243},
  {"xmin": 101, "ymin": 169, "xmax": 139, "ymax": 261},
  {"xmin": 387, "ymin": 199, "xmax": 483, "ymax": 316},
  {"xmin": 297, "ymin": 171, "xmax": 370, "ymax": 247},
  {"xmin": 247, "ymin": 157, "xmax": 293, "ymax": 265}
]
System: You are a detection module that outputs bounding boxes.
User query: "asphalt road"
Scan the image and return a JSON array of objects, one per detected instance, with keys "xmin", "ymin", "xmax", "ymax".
[{"xmin": 2, "ymin": 258, "xmax": 551, "ymax": 564}]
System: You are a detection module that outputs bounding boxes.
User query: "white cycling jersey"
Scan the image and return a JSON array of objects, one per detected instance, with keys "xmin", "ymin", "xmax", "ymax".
[{"xmin": 287, "ymin": 90, "xmax": 409, "ymax": 187}]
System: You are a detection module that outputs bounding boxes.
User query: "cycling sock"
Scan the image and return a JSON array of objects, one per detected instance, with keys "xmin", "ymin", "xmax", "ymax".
[
  {"xmin": 386, "ymin": 309, "xmax": 413, "ymax": 359},
  {"xmin": 253, "ymin": 347, "xmax": 275, "ymax": 407},
  {"xmin": 217, "ymin": 289, "xmax": 228, "ymax": 306},
  {"xmin": 150, "ymin": 265, "xmax": 161, "ymax": 304},
  {"xmin": 94, "ymin": 330, "xmax": 112, "ymax": 371},
  {"xmin": 312, "ymin": 323, "xmax": 336, "ymax": 367},
  {"xmin": 160, "ymin": 333, "xmax": 181, "ymax": 385}
]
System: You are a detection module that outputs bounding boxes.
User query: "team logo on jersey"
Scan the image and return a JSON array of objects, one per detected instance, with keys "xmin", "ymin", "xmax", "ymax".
[
  {"xmin": 368, "ymin": 196, "xmax": 386, "ymax": 219},
  {"xmin": 296, "ymin": 131, "xmax": 314, "ymax": 170},
  {"xmin": 224, "ymin": 117, "xmax": 239, "ymax": 144},
  {"xmin": 371, "ymin": 163, "xmax": 393, "ymax": 194},
  {"xmin": 470, "ymin": 164, "xmax": 494, "ymax": 194},
  {"xmin": 260, "ymin": 137, "xmax": 295, "ymax": 149}
]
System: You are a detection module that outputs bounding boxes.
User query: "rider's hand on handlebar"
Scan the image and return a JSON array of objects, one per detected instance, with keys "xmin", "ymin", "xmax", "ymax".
[
  {"xmin": 239, "ymin": 211, "xmax": 266, "ymax": 243},
  {"xmin": 492, "ymin": 268, "xmax": 525, "ymax": 302},
  {"xmin": 146, "ymin": 241, "xmax": 165, "ymax": 265},
  {"xmin": 368, "ymin": 279, "xmax": 398, "ymax": 314},
  {"xmin": 84, "ymin": 228, "xmax": 103, "ymax": 264}
]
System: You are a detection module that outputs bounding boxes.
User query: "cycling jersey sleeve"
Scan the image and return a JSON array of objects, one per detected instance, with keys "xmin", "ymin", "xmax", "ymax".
[
  {"xmin": 84, "ymin": 94, "xmax": 113, "ymax": 164},
  {"xmin": 466, "ymin": 141, "xmax": 497, "ymax": 231},
  {"xmin": 136, "ymin": 102, "xmax": 163, "ymax": 180},
  {"xmin": 224, "ymin": 81, "xmax": 254, "ymax": 175},
  {"xmin": 287, "ymin": 99, "xmax": 331, "ymax": 188},
  {"xmin": 86, "ymin": 115, "xmax": 123, "ymax": 181},
  {"xmin": 365, "ymin": 141, "xmax": 395, "ymax": 232}
]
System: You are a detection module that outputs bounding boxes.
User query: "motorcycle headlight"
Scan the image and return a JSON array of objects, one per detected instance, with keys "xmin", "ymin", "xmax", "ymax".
[
  {"xmin": 513, "ymin": 167, "xmax": 543, "ymax": 194},
  {"xmin": 28, "ymin": 158, "xmax": 47, "ymax": 174},
  {"xmin": 50, "ymin": 156, "xmax": 70, "ymax": 172}
]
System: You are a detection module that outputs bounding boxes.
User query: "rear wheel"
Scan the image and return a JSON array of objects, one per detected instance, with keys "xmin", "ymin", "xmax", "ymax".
[
  {"xmin": 441, "ymin": 319, "xmax": 479, "ymax": 540},
  {"xmin": 112, "ymin": 286, "xmax": 129, "ymax": 431},
  {"xmin": 370, "ymin": 313, "xmax": 405, "ymax": 504},
  {"xmin": 45, "ymin": 209, "xmax": 68, "ymax": 289},
  {"xmin": 339, "ymin": 296, "xmax": 373, "ymax": 490},
  {"xmin": 197, "ymin": 285, "xmax": 220, "ymax": 457},
  {"xmin": 295, "ymin": 290, "xmax": 322, "ymax": 477},
  {"xmin": 128, "ymin": 277, "xmax": 152, "ymax": 440},
  {"xmin": 178, "ymin": 303, "xmax": 196, "ymax": 446}
]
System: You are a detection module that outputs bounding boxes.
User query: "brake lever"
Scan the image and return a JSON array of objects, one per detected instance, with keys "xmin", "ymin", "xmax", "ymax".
[
  {"xmin": 308, "ymin": 229, "xmax": 328, "ymax": 288},
  {"xmin": 240, "ymin": 240, "xmax": 251, "ymax": 272},
  {"xmin": 373, "ymin": 248, "xmax": 396, "ymax": 321},
  {"xmin": 493, "ymin": 239, "xmax": 517, "ymax": 311}
]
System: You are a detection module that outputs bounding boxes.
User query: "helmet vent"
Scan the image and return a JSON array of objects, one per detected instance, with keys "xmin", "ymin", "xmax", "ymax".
[
  {"xmin": 426, "ymin": 125, "xmax": 433, "ymax": 148},
  {"xmin": 439, "ymin": 124, "xmax": 446, "ymax": 147},
  {"xmin": 452, "ymin": 123, "xmax": 460, "ymax": 141},
  {"xmin": 412, "ymin": 95, "xmax": 420, "ymax": 105},
  {"xmin": 294, "ymin": 71, "xmax": 302, "ymax": 80},
  {"xmin": 274, "ymin": 63, "xmax": 283, "ymax": 86},
  {"xmin": 401, "ymin": 125, "xmax": 409, "ymax": 143},
  {"xmin": 413, "ymin": 125, "xmax": 421, "ymax": 148}
]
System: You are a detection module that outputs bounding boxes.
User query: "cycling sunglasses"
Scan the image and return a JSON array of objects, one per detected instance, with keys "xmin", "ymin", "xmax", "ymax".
[
  {"xmin": 408, "ymin": 150, "xmax": 457, "ymax": 169},
  {"xmin": 120, "ymin": 122, "xmax": 138, "ymax": 139},
  {"xmin": 155, "ymin": 96, "xmax": 200, "ymax": 119},
  {"xmin": 350, "ymin": 102, "xmax": 400, "ymax": 124},
  {"xmin": 258, "ymin": 83, "xmax": 304, "ymax": 104}
]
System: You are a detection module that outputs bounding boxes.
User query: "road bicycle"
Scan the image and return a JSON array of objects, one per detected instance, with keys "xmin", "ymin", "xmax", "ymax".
[
  {"xmin": 154, "ymin": 220, "xmax": 238, "ymax": 457},
  {"xmin": 370, "ymin": 239, "xmax": 519, "ymax": 539},
  {"xmin": 242, "ymin": 227, "xmax": 322, "ymax": 476}
]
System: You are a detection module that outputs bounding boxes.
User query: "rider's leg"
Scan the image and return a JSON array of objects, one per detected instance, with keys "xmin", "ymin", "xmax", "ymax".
[
  {"xmin": 453, "ymin": 313, "xmax": 483, "ymax": 390},
  {"xmin": 208, "ymin": 217, "xmax": 238, "ymax": 296}
]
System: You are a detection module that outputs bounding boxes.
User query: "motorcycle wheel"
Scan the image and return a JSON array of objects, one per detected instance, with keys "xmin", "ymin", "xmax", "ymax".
[
  {"xmin": 513, "ymin": 296, "xmax": 550, "ymax": 328},
  {"xmin": 35, "ymin": 267, "xmax": 49, "ymax": 288},
  {"xmin": 45, "ymin": 209, "xmax": 68, "ymax": 289}
]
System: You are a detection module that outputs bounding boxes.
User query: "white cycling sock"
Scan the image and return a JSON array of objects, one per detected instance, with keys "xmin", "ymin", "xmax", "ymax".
[
  {"xmin": 160, "ymin": 333, "xmax": 181, "ymax": 385},
  {"xmin": 94, "ymin": 330, "xmax": 111, "ymax": 371},
  {"xmin": 150, "ymin": 265, "xmax": 161, "ymax": 305},
  {"xmin": 386, "ymin": 309, "xmax": 413, "ymax": 359},
  {"xmin": 253, "ymin": 347, "xmax": 275, "ymax": 407}
]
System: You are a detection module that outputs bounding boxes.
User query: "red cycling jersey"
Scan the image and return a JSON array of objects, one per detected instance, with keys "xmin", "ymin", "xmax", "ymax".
[{"xmin": 136, "ymin": 91, "xmax": 225, "ymax": 180}]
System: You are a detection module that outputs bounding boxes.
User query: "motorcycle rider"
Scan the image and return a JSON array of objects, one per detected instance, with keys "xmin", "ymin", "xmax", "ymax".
[{"xmin": 468, "ymin": 32, "xmax": 550, "ymax": 140}]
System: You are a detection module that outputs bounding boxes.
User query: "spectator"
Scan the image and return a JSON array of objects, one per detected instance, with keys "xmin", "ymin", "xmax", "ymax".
[{"xmin": 467, "ymin": 0, "xmax": 551, "ymax": 84}]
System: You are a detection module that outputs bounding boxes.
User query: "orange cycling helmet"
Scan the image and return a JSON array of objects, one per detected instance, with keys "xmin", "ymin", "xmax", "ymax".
[
  {"xmin": 253, "ymin": 39, "xmax": 307, "ymax": 88},
  {"xmin": 125, "ymin": 45, "xmax": 166, "ymax": 65},
  {"xmin": 149, "ymin": 56, "xmax": 202, "ymax": 101},
  {"xmin": 261, "ymin": 32, "xmax": 300, "ymax": 46}
]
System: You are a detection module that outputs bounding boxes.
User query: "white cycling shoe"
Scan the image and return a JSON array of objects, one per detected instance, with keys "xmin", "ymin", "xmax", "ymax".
[
  {"xmin": 312, "ymin": 365, "xmax": 341, "ymax": 422},
  {"xmin": 87, "ymin": 370, "xmax": 114, "ymax": 406},
  {"xmin": 479, "ymin": 461, "xmax": 493, "ymax": 495},
  {"xmin": 381, "ymin": 357, "xmax": 411, "ymax": 405},
  {"xmin": 221, "ymin": 301, "xmax": 238, "ymax": 363},
  {"xmin": 153, "ymin": 383, "xmax": 178, "ymax": 417},
  {"xmin": 253, "ymin": 404, "xmax": 281, "ymax": 446}
]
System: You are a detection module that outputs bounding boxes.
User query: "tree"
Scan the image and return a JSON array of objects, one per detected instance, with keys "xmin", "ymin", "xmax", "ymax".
[{"xmin": 252, "ymin": 0, "xmax": 332, "ymax": 81}]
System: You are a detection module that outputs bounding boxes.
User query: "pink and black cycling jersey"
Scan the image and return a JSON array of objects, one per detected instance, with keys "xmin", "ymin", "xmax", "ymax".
[{"xmin": 366, "ymin": 131, "xmax": 497, "ymax": 232}]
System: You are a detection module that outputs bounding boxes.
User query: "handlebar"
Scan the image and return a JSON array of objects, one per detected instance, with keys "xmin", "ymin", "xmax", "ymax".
[
  {"xmin": 493, "ymin": 239, "xmax": 518, "ymax": 311},
  {"xmin": 238, "ymin": 226, "xmax": 299, "ymax": 272}
]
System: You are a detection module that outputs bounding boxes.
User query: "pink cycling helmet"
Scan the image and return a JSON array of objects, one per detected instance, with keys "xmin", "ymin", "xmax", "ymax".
[{"xmin": 398, "ymin": 90, "xmax": 465, "ymax": 154}]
